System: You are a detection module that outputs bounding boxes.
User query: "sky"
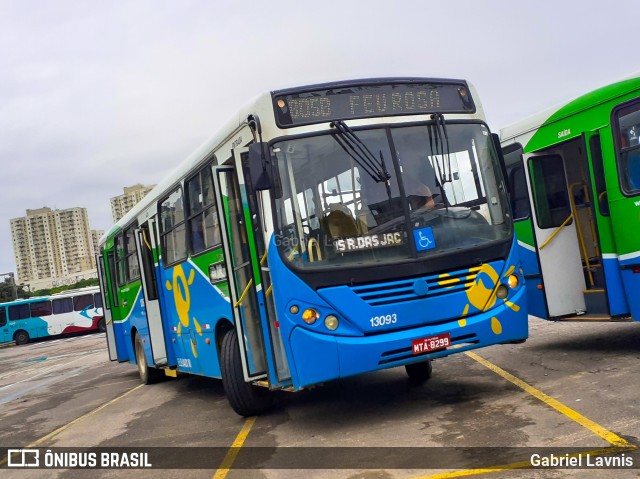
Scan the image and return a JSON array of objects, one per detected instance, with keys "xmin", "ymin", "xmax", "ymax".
[{"xmin": 0, "ymin": 0, "xmax": 637, "ymax": 276}]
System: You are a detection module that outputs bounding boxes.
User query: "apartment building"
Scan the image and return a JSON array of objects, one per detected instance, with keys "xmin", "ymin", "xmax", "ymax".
[
  {"xmin": 10, "ymin": 207, "xmax": 98, "ymax": 290},
  {"xmin": 110, "ymin": 184, "xmax": 155, "ymax": 223}
]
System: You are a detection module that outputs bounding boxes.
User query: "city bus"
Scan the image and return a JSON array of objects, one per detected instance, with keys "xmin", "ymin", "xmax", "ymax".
[
  {"xmin": 500, "ymin": 74, "xmax": 640, "ymax": 322},
  {"xmin": 0, "ymin": 287, "xmax": 105, "ymax": 345},
  {"xmin": 97, "ymin": 77, "xmax": 528, "ymax": 416}
]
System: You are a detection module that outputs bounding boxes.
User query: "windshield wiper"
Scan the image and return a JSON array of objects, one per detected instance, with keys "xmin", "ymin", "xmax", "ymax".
[
  {"xmin": 427, "ymin": 113, "xmax": 453, "ymax": 205},
  {"xmin": 330, "ymin": 120, "xmax": 391, "ymax": 184}
]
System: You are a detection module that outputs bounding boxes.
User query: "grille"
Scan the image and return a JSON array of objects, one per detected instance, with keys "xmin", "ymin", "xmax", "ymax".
[{"xmin": 351, "ymin": 266, "xmax": 481, "ymax": 306}]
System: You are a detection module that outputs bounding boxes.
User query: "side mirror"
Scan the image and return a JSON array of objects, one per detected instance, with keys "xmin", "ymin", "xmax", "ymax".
[
  {"xmin": 492, "ymin": 133, "xmax": 511, "ymax": 195},
  {"xmin": 248, "ymin": 142, "xmax": 273, "ymax": 191}
]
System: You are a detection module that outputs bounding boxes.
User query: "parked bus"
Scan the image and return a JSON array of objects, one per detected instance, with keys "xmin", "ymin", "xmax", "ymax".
[
  {"xmin": 97, "ymin": 78, "xmax": 528, "ymax": 416},
  {"xmin": 500, "ymin": 74, "xmax": 640, "ymax": 322},
  {"xmin": 0, "ymin": 287, "xmax": 105, "ymax": 345}
]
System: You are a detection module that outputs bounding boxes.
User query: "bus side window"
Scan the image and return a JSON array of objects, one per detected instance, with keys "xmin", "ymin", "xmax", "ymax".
[
  {"xmin": 160, "ymin": 187, "xmax": 187, "ymax": 266},
  {"xmin": 502, "ymin": 143, "xmax": 531, "ymax": 220},
  {"xmin": 52, "ymin": 298, "xmax": 73, "ymax": 315},
  {"xmin": 614, "ymin": 100, "xmax": 640, "ymax": 196},
  {"xmin": 0, "ymin": 307, "xmax": 6, "ymax": 327},
  {"xmin": 9, "ymin": 304, "xmax": 30, "ymax": 320},
  {"xmin": 186, "ymin": 164, "xmax": 221, "ymax": 255},
  {"xmin": 94, "ymin": 293, "xmax": 103, "ymax": 309},
  {"xmin": 73, "ymin": 294, "xmax": 94, "ymax": 311},
  {"xmin": 30, "ymin": 301, "xmax": 52, "ymax": 317}
]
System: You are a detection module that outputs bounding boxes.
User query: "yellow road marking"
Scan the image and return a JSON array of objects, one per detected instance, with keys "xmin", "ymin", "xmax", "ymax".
[
  {"xmin": 410, "ymin": 352, "xmax": 637, "ymax": 479},
  {"xmin": 0, "ymin": 384, "xmax": 144, "ymax": 467},
  {"xmin": 466, "ymin": 351, "xmax": 633, "ymax": 448},
  {"xmin": 212, "ymin": 416, "xmax": 257, "ymax": 479}
]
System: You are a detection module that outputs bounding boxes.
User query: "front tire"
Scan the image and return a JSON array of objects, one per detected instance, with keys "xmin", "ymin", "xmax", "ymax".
[
  {"xmin": 134, "ymin": 333, "xmax": 163, "ymax": 384},
  {"xmin": 220, "ymin": 329, "xmax": 273, "ymax": 417},
  {"xmin": 14, "ymin": 330, "xmax": 30, "ymax": 345},
  {"xmin": 405, "ymin": 360, "xmax": 432, "ymax": 385}
]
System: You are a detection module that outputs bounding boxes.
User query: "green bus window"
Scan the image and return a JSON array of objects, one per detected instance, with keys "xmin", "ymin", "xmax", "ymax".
[
  {"xmin": 0, "ymin": 307, "xmax": 6, "ymax": 327},
  {"xmin": 529, "ymin": 155, "xmax": 572, "ymax": 229},
  {"xmin": 589, "ymin": 136, "xmax": 610, "ymax": 216},
  {"xmin": 52, "ymin": 298, "xmax": 73, "ymax": 315},
  {"xmin": 615, "ymin": 101, "xmax": 640, "ymax": 196},
  {"xmin": 503, "ymin": 143, "xmax": 530, "ymax": 220},
  {"xmin": 30, "ymin": 300, "xmax": 52, "ymax": 317},
  {"xmin": 9, "ymin": 303, "xmax": 30, "ymax": 320},
  {"xmin": 114, "ymin": 234, "xmax": 127, "ymax": 285},
  {"xmin": 160, "ymin": 187, "xmax": 187, "ymax": 265}
]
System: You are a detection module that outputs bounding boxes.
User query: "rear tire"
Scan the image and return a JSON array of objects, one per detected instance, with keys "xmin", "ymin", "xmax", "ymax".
[
  {"xmin": 134, "ymin": 333, "xmax": 163, "ymax": 384},
  {"xmin": 97, "ymin": 318, "xmax": 106, "ymax": 333},
  {"xmin": 220, "ymin": 329, "xmax": 273, "ymax": 417},
  {"xmin": 14, "ymin": 330, "xmax": 30, "ymax": 346},
  {"xmin": 405, "ymin": 360, "xmax": 432, "ymax": 385}
]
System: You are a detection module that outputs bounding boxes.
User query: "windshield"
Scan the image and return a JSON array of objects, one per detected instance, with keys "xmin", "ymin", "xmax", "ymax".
[{"xmin": 272, "ymin": 122, "xmax": 511, "ymax": 272}]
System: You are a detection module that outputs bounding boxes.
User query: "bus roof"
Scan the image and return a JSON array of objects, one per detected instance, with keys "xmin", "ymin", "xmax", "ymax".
[{"xmin": 500, "ymin": 72, "xmax": 640, "ymax": 143}]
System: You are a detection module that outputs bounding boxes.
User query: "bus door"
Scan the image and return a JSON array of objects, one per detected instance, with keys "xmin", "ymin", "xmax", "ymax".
[
  {"xmin": 527, "ymin": 152, "xmax": 586, "ymax": 317},
  {"xmin": 134, "ymin": 220, "xmax": 169, "ymax": 367},
  {"xmin": 585, "ymin": 130, "xmax": 630, "ymax": 317},
  {"xmin": 214, "ymin": 158, "xmax": 291, "ymax": 388},
  {"xmin": 96, "ymin": 254, "xmax": 117, "ymax": 361}
]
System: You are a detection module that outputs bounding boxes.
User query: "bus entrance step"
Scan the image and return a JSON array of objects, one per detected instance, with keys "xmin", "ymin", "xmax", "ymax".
[{"xmin": 583, "ymin": 289, "xmax": 608, "ymax": 315}]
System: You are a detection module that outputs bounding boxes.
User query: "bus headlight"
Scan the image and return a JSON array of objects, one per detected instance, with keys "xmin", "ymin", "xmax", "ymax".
[
  {"xmin": 507, "ymin": 274, "xmax": 519, "ymax": 289},
  {"xmin": 324, "ymin": 315, "xmax": 339, "ymax": 330},
  {"xmin": 496, "ymin": 284, "xmax": 509, "ymax": 299},
  {"xmin": 302, "ymin": 308, "xmax": 319, "ymax": 324}
]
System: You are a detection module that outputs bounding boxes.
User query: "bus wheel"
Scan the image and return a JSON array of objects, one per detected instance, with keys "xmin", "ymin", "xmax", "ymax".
[
  {"xmin": 134, "ymin": 333, "xmax": 163, "ymax": 385},
  {"xmin": 14, "ymin": 330, "xmax": 30, "ymax": 346},
  {"xmin": 97, "ymin": 318, "xmax": 106, "ymax": 333},
  {"xmin": 220, "ymin": 329, "xmax": 273, "ymax": 417},
  {"xmin": 405, "ymin": 360, "xmax": 432, "ymax": 385}
]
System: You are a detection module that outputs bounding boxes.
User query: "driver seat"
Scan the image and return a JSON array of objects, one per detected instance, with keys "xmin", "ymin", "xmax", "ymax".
[{"xmin": 322, "ymin": 204, "xmax": 359, "ymax": 239}]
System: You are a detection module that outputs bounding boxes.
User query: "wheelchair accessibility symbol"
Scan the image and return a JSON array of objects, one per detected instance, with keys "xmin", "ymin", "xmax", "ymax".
[{"xmin": 413, "ymin": 227, "xmax": 436, "ymax": 252}]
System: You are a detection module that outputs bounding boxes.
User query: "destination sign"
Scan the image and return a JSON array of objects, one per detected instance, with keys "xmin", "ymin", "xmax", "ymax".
[
  {"xmin": 273, "ymin": 81, "xmax": 475, "ymax": 127},
  {"xmin": 334, "ymin": 232, "xmax": 403, "ymax": 253}
]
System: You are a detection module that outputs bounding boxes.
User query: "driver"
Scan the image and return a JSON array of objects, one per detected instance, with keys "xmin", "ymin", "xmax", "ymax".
[{"xmin": 408, "ymin": 182, "xmax": 436, "ymax": 211}]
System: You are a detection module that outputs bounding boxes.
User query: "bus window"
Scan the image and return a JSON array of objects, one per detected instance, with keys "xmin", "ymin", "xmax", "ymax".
[
  {"xmin": 529, "ymin": 155, "xmax": 572, "ymax": 229},
  {"xmin": 9, "ymin": 304, "xmax": 30, "ymax": 320},
  {"xmin": 614, "ymin": 100, "xmax": 640, "ymax": 196},
  {"xmin": 503, "ymin": 144, "xmax": 531, "ymax": 220},
  {"xmin": 589, "ymin": 135, "xmax": 609, "ymax": 216},
  {"xmin": 30, "ymin": 300, "xmax": 52, "ymax": 317},
  {"xmin": 125, "ymin": 226, "xmax": 140, "ymax": 281},
  {"xmin": 94, "ymin": 293, "xmax": 103, "ymax": 309},
  {"xmin": 160, "ymin": 187, "xmax": 187, "ymax": 265},
  {"xmin": 0, "ymin": 307, "xmax": 6, "ymax": 327},
  {"xmin": 73, "ymin": 294, "xmax": 94, "ymax": 311},
  {"xmin": 52, "ymin": 298, "xmax": 73, "ymax": 315},
  {"xmin": 114, "ymin": 234, "xmax": 127, "ymax": 285},
  {"xmin": 186, "ymin": 165, "xmax": 221, "ymax": 254}
]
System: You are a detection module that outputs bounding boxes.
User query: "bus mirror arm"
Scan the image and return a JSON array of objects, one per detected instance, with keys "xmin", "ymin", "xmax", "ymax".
[
  {"xmin": 492, "ymin": 133, "xmax": 511, "ymax": 195},
  {"xmin": 248, "ymin": 142, "xmax": 274, "ymax": 191}
]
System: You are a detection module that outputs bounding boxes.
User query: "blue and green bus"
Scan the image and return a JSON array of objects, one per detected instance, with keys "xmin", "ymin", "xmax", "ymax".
[
  {"xmin": 97, "ymin": 78, "xmax": 528, "ymax": 416},
  {"xmin": 0, "ymin": 287, "xmax": 104, "ymax": 345},
  {"xmin": 500, "ymin": 74, "xmax": 640, "ymax": 322}
]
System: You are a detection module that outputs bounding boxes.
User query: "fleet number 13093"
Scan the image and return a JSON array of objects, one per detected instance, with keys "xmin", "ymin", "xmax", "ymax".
[{"xmin": 370, "ymin": 314, "xmax": 398, "ymax": 327}]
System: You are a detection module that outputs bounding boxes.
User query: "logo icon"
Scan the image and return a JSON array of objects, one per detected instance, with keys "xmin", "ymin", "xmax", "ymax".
[
  {"xmin": 8, "ymin": 449, "xmax": 39, "ymax": 468},
  {"xmin": 413, "ymin": 227, "xmax": 436, "ymax": 251}
]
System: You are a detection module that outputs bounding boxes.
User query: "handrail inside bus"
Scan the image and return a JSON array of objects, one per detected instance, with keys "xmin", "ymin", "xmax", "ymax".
[
  {"xmin": 538, "ymin": 214, "xmax": 574, "ymax": 250},
  {"xmin": 307, "ymin": 239, "xmax": 322, "ymax": 262},
  {"xmin": 568, "ymin": 182, "xmax": 595, "ymax": 288}
]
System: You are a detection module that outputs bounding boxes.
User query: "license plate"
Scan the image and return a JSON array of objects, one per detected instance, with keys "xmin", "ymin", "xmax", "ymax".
[{"xmin": 412, "ymin": 333, "xmax": 451, "ymax": 354}]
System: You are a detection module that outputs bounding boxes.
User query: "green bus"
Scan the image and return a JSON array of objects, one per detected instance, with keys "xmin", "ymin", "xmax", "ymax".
[{"xmin": 500, "ymin": 74, "xmax": 640, "ymax": 322}]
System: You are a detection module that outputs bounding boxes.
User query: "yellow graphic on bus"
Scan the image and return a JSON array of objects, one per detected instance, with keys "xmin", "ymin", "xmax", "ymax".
[
  {"xmin": 166, "ymin": 265, "xmax": 202, "ymax": 358},
  {"xmin": 438, "ymin": 264, "xmax": 519, "ymax": 334}
]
